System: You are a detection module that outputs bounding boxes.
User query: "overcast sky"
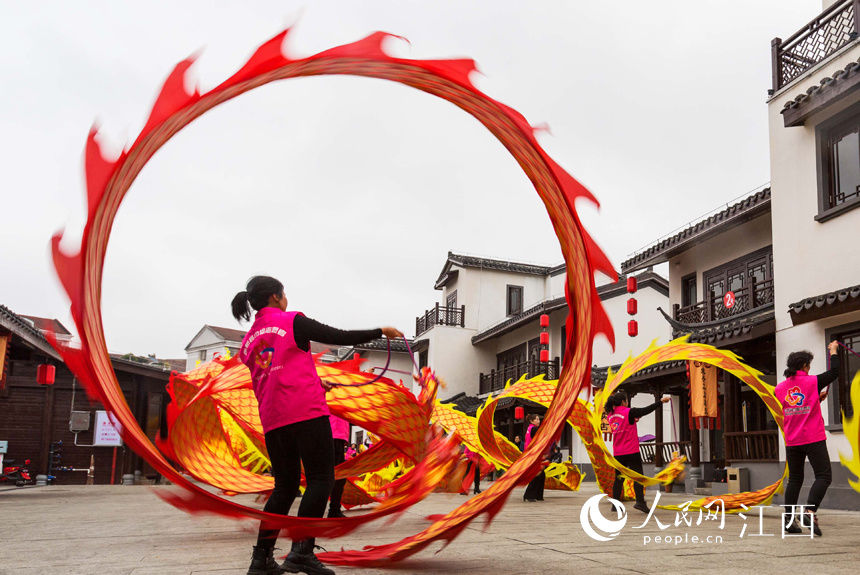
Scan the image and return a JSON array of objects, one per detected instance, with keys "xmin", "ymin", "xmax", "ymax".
[{"xmin": 0, "ymin": 1, "xmax": 819, "ymax": 358}]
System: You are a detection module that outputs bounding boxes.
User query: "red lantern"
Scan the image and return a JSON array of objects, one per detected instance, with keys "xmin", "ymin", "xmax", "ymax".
[
  {"xmin": 539, "ymin": 314, "xmax": 550, "ymax": 327},
  {"xmin": 37, "ymin": 364, "xmax": 55, "ymax": 385},
  {"xmin": 540, "ymin": 349, "xmax": 550, "ymax": 362},
  {"xmin": 627, "ymin": 276, "xmax": 638, "ymax": 293},
  {"xmin": 627, "ymin": 297, "xmax": 637, "ymax": 315},
  {"xmin": 628, "ymin": 320, "xmax": 638, "ymax": 337},
  {"xmin": 515, "ymin": 406, "xmax": 525, "ymax": 420},
  {"xmin": 539, "ymin": 332, "xmax": 549, "ymax": 345}
]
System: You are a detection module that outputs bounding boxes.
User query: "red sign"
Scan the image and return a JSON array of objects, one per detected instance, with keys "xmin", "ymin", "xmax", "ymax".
[{"xmin": 723, "ymin": 291, "xmax": 736, "ymax": 309}]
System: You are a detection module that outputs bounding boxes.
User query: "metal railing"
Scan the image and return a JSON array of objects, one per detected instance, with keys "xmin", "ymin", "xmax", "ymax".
[
  {"xmin": 415, "ymin": 303, "xmax": 465, "ymax": 336},
  {"xmin": 674, "ymin": 279, "xmax": 774, "ymax": 324},
  {"xmin": 639, "ymin": 441, "xmax": 693, "ymax": 465},
  {"xmin": 724, "ymin": 430, "xmax": 779, "ymax": 462},
  {"xmin": 479, "ymin": 357, "xmax": 560, "ymax": 395},
  {"xmin": 772, "ymin": 0, "xmax": 859, "ymax": 91}
]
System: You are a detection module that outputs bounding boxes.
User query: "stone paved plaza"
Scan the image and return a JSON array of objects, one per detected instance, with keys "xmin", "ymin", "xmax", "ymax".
[{"xmin": 1, "ymin": 482, "xmax": 858, "ymax": 575}]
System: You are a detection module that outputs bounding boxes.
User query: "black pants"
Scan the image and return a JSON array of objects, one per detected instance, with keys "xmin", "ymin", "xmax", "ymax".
[
  {"xmin": 329, "ymin": 438, "xmax": 347, "ymax": 512},
  {"xmin": 785, "ymin": 439, "xmax": 832, "ymax": 513},
  {"xmin": 612, "ymin": 452, "xmax": 645, "ymax": 505},
  {"xmin": 256, "ymin": 416, "xmax": 334, "ymax": 548},
  {"xmin": 523, "ymin": 470, "xmax": 545, "ymax": 500},
  {"xmin": 473, "ymin": 463, "xmax": 482, "ymax": 493}
]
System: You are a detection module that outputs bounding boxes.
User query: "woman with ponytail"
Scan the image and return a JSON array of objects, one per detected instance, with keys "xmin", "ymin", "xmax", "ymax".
[
  {"xmin": 233, "ymin": 276, "xmax": 403, "ymax": 575},
  {"xmin": 605, "ymin": 391, "xmax": 670, "ymax": 513},
  {"xmin": 776, "ymin": 341, "xmax": 840, "ymax": 536}
]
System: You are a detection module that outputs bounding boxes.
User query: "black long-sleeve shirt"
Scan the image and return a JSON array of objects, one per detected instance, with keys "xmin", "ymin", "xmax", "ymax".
[
  {"xmin": 292, "ymin": 315, "xmax": 383, "ymax": 352},
  {"xmin": 817, "ymin": 353, "xmax": 841, "ymax": 392},
  {"xmin": 627, "ymin": 400, "xmax": 662, "ymax": 425}
]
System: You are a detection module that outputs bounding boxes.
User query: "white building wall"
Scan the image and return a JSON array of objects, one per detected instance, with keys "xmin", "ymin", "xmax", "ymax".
[
  {"xmin": 185, "ymin": 327, "xmax": 243, "ymax": 370},
  {"xmin": 352, "ymin": 349, "xmax": 417, "ymax": 393},
  {"xmin": 768, "ymin": 43, "xmax": 860, "ymax": 464},
  {"xmin": 424, "ymin": 259, "xmax": 672, "ymax": 466},
  {"xmin": 442, "ymin": 266, "xmax": 548, "ymax": 332},
  {"xmin": 666, "ymin": 213, "xmax": 773, "ymax": 309},
  {"xmin": 593, "ymin": 286, "xmax": 672, "ymax": 368},
  {"xmin": 420, "ymin": 325, "xmax": 494, "ymax": 399}
]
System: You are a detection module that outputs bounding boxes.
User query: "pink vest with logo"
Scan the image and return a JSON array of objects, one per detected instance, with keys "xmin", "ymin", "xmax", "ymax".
[
  {"xmin": 330, "ymin": 415, "xmax": 350, "ymax": 441},
  {"xmin": 524, "ymin": 424, "xmax": 537, "ymax": 449},
  {"xmin": 608, "ymin": 406, "xmax": 640, "ymax": 456},
  {"xmin": 239, "ymin": 308, "xmax": 330, "ymax": 433},
  {"xmin": 775, "ymin": 372, "xmax": 826, "ymax": 446}
]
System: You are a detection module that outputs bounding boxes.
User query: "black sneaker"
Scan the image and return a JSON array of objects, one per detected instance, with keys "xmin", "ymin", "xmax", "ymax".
[
  {"xmin": 807, "ymin": 511, "xmax": 822, "ymax": 537},
  {"xmin": 523, "ymin": 497, "xmax": 536, "ymax": 502},
  {"xmin": 281, "ymin": 540, "xmax": 335, "ymax": 575},
  {"xmin": 327, "ymin": 509, "xmax": 346, "ymax": 519},
  {"xmin": 633, "ymin": 502, "xmax": 650, "ymax": 514},
  {"xmin": 784, "ymin": 519, "xmax": 802, "ymax": 534},
  {"xmin": 248, "ymin": 545, "xmax": 284, "ymax": 575}
]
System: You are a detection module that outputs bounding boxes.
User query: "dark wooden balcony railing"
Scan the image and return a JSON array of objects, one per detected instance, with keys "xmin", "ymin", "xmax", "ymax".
[
  {"xmin": 639, "ymin": 441, "xmax": 693, "ymax": 465},
  {"xmin": 415, "ymin": 303, "xmax": 465, "ymax": 336},
  {"xmin": 724, "ymin": 430, "xmax": 779, "ymax": 462},
  {"xmin": 771, "ymin": 0, "xmax": 859, "ymax": 92},
  {"xmin": 674, "ymin": 279, "xmax": 774, "ymax": 324},
  {"xmin": 479, "ymin": 357, "xmax": 560, "ymax": 395}
]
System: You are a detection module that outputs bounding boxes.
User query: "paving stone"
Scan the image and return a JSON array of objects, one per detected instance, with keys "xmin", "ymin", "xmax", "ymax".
[{"xmin": 0, "ymin": 482, "xmax": 857, "ymax": 574}]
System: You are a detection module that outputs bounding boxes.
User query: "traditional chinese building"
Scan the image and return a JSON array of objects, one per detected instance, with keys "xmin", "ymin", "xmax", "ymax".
[
  {"xmin": 768, "ymin": 0, "xmax": 860, "ymax": 510},
  {"xmin": 621, "ymin": 187, "xmax": 777, "ymax": 493},
  {"xmin": 0, "ymin": 304, "xmax": 171, "ymax": 485},
  {"xmin": 414, "ymin": 251, "xmax": 671, "ymax": 473}
]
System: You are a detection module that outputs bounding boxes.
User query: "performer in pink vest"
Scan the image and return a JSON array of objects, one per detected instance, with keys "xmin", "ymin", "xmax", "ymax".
[
  {"xmin": 522, "ymin": 413, "xmax": 547, "ymax": 502},
  {"xmin": 776, "ymin": 341, "xmax": 840, "ymax": 537},
  {"xmin": 327, "ymin": 415, "xmax": 350, "ymax": 518},
  {"xmin": 605, "ymin": 392, "xmax": 670, "ymax": 513},
  {"xmin": 232, "ymin": 275, "xmax": 403, "ymax": 575},
  {"xmin": 345, "ymin": 444, "xmax": 358, "ymax": 460}
]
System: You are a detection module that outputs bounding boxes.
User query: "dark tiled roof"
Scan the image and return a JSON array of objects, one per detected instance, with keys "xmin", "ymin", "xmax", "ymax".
[
  {"xmin": 591, "ymin": 360, "xmax": 687, "ymax": 387},
  {"xmin": 435, "ymin": 251, "xmax": 553, "ymax": 289},
  {"xmin": 2, "ymin": 305, "xmax": 172, "ymax": 377},
  {"xmin": 781, "ymin": 57, "xmax": 860, "ymax": 127},
  {"xmin": 470, "ymin": 271, "xmax": 668, "ymax": 344},
  {"xmin": 620, "ymin": 188, "xmax": 771, "ymax": 273},
  {"xmin": 0, "ymin": 304, "xmax": 60, "ymax": 358},
  {"xmin": 163, "ymin": 358, "xmax": 188, "ymax": 372},
  {"xmin": 440, "ymin": 392, "xmax": 484, "ymax": 416},
  {"xmin": 789, "ymin": 283, "xmax": 860, "ymax": 326},
  {"xmin": 440, "ymin": 393, "xmax": 529, "ymax": 416},
  {"xmin": 658, "ymin": 305, "xmax": 775, "ymax": 345},
  {"xmin": 354, "ymin": 337, "xmax": 415, "ymax": 353},
  {"xmin": 471, "ymin": 296, "xmax": 567, "ymax": 344},
  {"xmin": 591, "ymin": 366, "xmax": 611, "ymax": 387},
  {"xmin": 597, "ymin": 271, "xmax": 669, "ymax": 299},
  {"xmin": 207, "ymin": 325, "xmax": 247, "ymax": 342},
  {"xmin": 109, "ymin": 353, "xmax": 173, "ymax": 373},
  {"xmin": 20, "ymin": 315, "xmax": 72, "ymax": 336}
]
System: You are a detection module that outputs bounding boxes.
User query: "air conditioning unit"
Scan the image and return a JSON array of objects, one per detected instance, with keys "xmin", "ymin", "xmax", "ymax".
[{"xmin": 69, "ymin": 411, "xmax": 91, "ymax": 433}]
